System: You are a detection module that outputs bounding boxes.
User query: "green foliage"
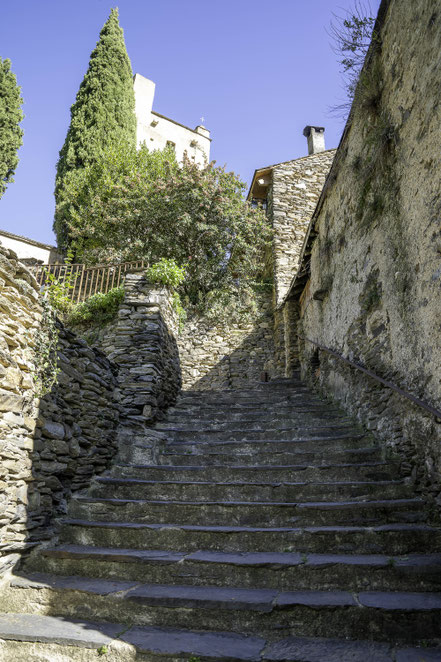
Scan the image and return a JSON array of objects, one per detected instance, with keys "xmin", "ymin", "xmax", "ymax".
[
  {"xmin": 44, "ymin": 251, "xmax": 77, "ymax": 314},
  {"xmin": 97, "ymin": 645, "xmax": 108, "ymax": 656},
  {"xmin": 54, "ymin": 8, "xmax": 136, "ymax": 249},
  {"xmin": 60, "ymin": 142, "xmax": 272, "ymax": 304},
  {"xmin": 33, "ymin": 299, "xmax": 60, "ymax": 397},
  {"xmin": 146, "ymin": 258, "xmax": 186, "ymax": 289},
  {"xmin": 0, "ymin": 58, "xmax": 23, "ymax": 199},
  {"xmin": 66, "ymin": 286, "xmax": 124, "ymax": 328},
  {"xmin": 171, "ymin": 291, "xmax": 187, "ymax": 330},
  {"xmin": 188, "ymin": 657, "xmax": 201, "ymax": 662}
]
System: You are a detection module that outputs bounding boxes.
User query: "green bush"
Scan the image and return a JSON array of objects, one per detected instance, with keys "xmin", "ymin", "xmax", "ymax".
[
  {"xmin": 145, "ymin": 258, "xmax": 186, "ymax": 289},
  {"xmin": 59, "ymin": 143, "xmax": 271, "ymax": 303},
  {"xmin": 66, "ymin": 286, "xmax": 124, "ymax": 328}
]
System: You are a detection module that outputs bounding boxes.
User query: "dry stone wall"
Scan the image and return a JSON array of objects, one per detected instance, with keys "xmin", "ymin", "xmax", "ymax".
[
  {"xmin": 0, "ymin": 246, "xmax": 120, "ymax": 576},
  {"xmin": 91, "ymin": 283, "xmax": 276, "ymax": 393},
  {"xmin": 285, "ymin": 0, "xmax": 441, "ymax": 504},
  {"xmin": 92, "ymin": 274, "xmax": 181, "ymax": 421},
  {"xmin": 177, "ymin": 292, "xmax": 276, "ymax": 390}
]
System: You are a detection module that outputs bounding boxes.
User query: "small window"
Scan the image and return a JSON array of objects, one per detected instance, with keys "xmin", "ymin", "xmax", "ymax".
[{"xmin": 166, "ymin": 141, "xmax": 176, "ymax": 152}]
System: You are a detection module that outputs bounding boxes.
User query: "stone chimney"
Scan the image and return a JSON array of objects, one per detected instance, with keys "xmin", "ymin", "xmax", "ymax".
[{"xmin": 303, "ymin": 126, "xmax": 325, "ymax": 155}]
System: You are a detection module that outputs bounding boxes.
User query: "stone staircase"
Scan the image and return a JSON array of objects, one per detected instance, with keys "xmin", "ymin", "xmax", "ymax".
[{"xmin": 1, "ymin": 378, "xmax": 441, "ymax": 660}]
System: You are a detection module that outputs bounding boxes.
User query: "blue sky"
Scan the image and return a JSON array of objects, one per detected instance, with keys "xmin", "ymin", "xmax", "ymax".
[{"xmin": 0, "ymin": 0, "xmax": 380, "ymax": 246}]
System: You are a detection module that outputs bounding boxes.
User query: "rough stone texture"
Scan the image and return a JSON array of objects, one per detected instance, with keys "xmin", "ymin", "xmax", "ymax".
[
  {"xmin": 177, "ymin": 291, "xmax": 276, "ymax": 391},
  {"xmin": 0, "ymin": 245, "xmax": 120, "ymax": 577},
  {"xmin": 95, "ymin": 274, "xmax": 181, "ymax": 422},
  {"xmin": 267, "ymin": 150, "xmax": 335, "ymax": 308},
  {"xmin": 282, "ymin": 0, "xmax": 441, "ymax": 504}
]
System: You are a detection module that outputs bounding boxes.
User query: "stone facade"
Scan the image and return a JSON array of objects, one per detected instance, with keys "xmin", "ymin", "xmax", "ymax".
[
  {"xmin": 267, "ymin": 151, "xmax": 336, "ymax": 306},
  {"xmin": 247, "ymin": 144, "xmax": 335, "ymax": 377},
  {"xmin": 177, "ymin": 292, "xmax": 276, "ymax": 390},
  {"xmin": 0, "ymin": 246, "xmax": 120, "ymax": 576},
  {"xmin": 281, "ymin": 0, "xmax": 441, "ymax": 503}
]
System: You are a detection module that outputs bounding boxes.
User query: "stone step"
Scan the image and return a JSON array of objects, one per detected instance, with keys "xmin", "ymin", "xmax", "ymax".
[
  {"xmin": 156, "ymin": 447, "xmax": 383, "ymax": 467},
  {"xmin": 176, "ymin": 395, "xmax": 323, "ymax": 408},
  {"xmin": 2, "ymin": 613, "xmax": 435, "ymax": 662},
  {"xmin": 59, "ymin": 518, "xmax": 441, "ymax": 555},
  {"xmin": 164, "ymin": 437, "xmax": 379, "ymax": 454},
  {"xmin": 156, "ymin": 418, "xmax": 357, "ymax": 431},
  {"xmin": 110, "ymin": 461, "xmax": 400, "ymax": 483},
  {"xmin": 90, "ymin": 476, "xmax": 411, "ymax": 503},
  {"xmin": 29, "ymin": 545, "xmax": 441, "ymax": 592},
  {"xmin": 169, "ymin": 402, "xmax": 344, "ymax": 416},
  {"xmin": 165, "ymin": 410, "xmax": 350, "ymax": 423},
  {"xmin": 4, "ymin": 574, "xmax": 441, "ymax": 643},
  {"xmin": 177, "ymin": 385, "xmax": 308, "ymax": 399},
  {"xmin": 68, "ymin": 495, "xmax": 426, "ymax": 528},
  {"xmin": 160, "ymin": 428, "xmax": 364, "ymax": 442}
]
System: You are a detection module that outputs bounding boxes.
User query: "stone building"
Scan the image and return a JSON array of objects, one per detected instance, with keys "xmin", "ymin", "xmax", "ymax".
[
  {"xmin": 248, "ymin": 127, "xmax": 335, "ymax": 374},
  {"xmin": 134, "ymin": 73, "xmax": 211, "ymax": 166},
  {"xmin": 247, "ymin": 127, "xmax": 335, "ymax": 306}
]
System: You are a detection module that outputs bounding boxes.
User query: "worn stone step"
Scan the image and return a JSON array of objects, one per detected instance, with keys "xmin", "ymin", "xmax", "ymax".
[
  {"xmin": 169, "ymin": 403, "xmax": 344, "ymax": 418},
  {"xmin": 164, "ymin": 437, "xmax": 379, "ymax": 456},
  {"xmin": 68, "ymin": 495, "xmax": 426, "ymax": 528},
  {"xmin": 120, "ymin": 443, "xmax": 385, "ymax": 467},
  {"xmin": 175, "ymin": 395, "xmax": 324, "ymax": 408},
  {"xmin": 156, "ymin": 418, "xmax": 357, "ymax": 432},
  {"xmin": 160, "ymin": 427, "xmax": 364, "ymax": 442},
  {"xmin": 59, "ymin": 519, "xmax": 441, "ymax": 555},
  {"xmin": 110, "ymin": 461, "xmax": 400, "ymax": 483},
  {"xmin": 0, "ymin": 613, "xmax": 265, "ymax": 661},
  {"xmin": 156, "ymin": 447, "xmax": 383, "ymax": 467},
  {"xmin": 90, "ymin": 476, "xmax": 411, "ymax": 503},
  {"xmin": 4, "ymin": 574, "xmax": 441, "ymax": 643},
  {"xmin": 2, "ymin": 613, "xmax": 434, "ymax": 662},
  {"xmin": 28, "ymin": 545, "xmax": 441, "ymax": 592},
  {"xmin": 165, "ymin": 410, "xmax": 350, "ymax": 424}
]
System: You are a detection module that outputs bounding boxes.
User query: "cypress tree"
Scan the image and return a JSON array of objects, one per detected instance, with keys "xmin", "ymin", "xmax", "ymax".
[
  {"xmin": 54, "ymin": 7, "xmax": 136, "ymax": 248},
  {"xmin": 0, "ymin": 58, "xmax": 23, "ymax": 200}
]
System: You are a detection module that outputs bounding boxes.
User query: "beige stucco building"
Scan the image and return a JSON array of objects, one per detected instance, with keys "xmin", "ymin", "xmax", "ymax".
[
  {"xmin": 0, "ymin": 229, "xmax": 61, "ymax": 265},
  {"xmin": 134, "ymin": 73, "xmax": 211, "ymax": 167}
]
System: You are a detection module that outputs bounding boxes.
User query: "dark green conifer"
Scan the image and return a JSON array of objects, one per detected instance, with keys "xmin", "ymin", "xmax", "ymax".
[
  {"xmin": 54, "ymin": 7, "xmax": 136, "ymax": 247},
  {"xmin": 0, "ymin": 58, "xmax": 23, "ymax": 200}
]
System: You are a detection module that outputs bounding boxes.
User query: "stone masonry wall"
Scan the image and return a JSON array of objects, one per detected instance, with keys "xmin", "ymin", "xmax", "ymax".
[
  {"xmin": 287, "ymin": 0, "xmax": 441, "ymax": 504},
  {"xmin": 268, "ymin": 150, "xmax": 335, "ymax": 307},
  {"xmin": 0, "ymin": 246, "xmax": 120, "ymax": 576},
  {"xmin": 177, "ymin": 292, "xmax": 276, "ymax": 390},
  {"xmin": 93, "ymin": 273, "xmax": 181, "ymax": 422}
]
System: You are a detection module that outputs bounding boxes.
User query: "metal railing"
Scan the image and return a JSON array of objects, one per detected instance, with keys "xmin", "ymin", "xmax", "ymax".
[
  {"xmin": 30, "ymin": 260, "xmax": 147, "ymax": 303},
  {"xmin": 301, "ymin": 336, "xmax": 441, "ymax": 420}
]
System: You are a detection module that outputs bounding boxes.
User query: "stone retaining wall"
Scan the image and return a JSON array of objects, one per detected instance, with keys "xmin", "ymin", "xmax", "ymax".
[
  {"xmin": 93, "ymin": 274, "xmax": 181, "ymax": 425},
  {"xmin": 0, "ymin": 246, "xmax": 120, "ymax": 576},
  {"xmin": 177, "ymin": 292, "xmax": 276, "ymax": 390}
]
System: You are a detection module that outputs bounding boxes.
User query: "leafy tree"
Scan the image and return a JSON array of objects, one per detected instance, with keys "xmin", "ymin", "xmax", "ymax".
[
  {"xmin": 58, "ymin": 143, "xmax": 271, "ymax": 303},
  {"xmin": 54, "ymin": 7, "xmax": 136, "ymax": 248},
  {"xmin": 0, "ymin": 58, "xmax": 23, "ymax": 200}
]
